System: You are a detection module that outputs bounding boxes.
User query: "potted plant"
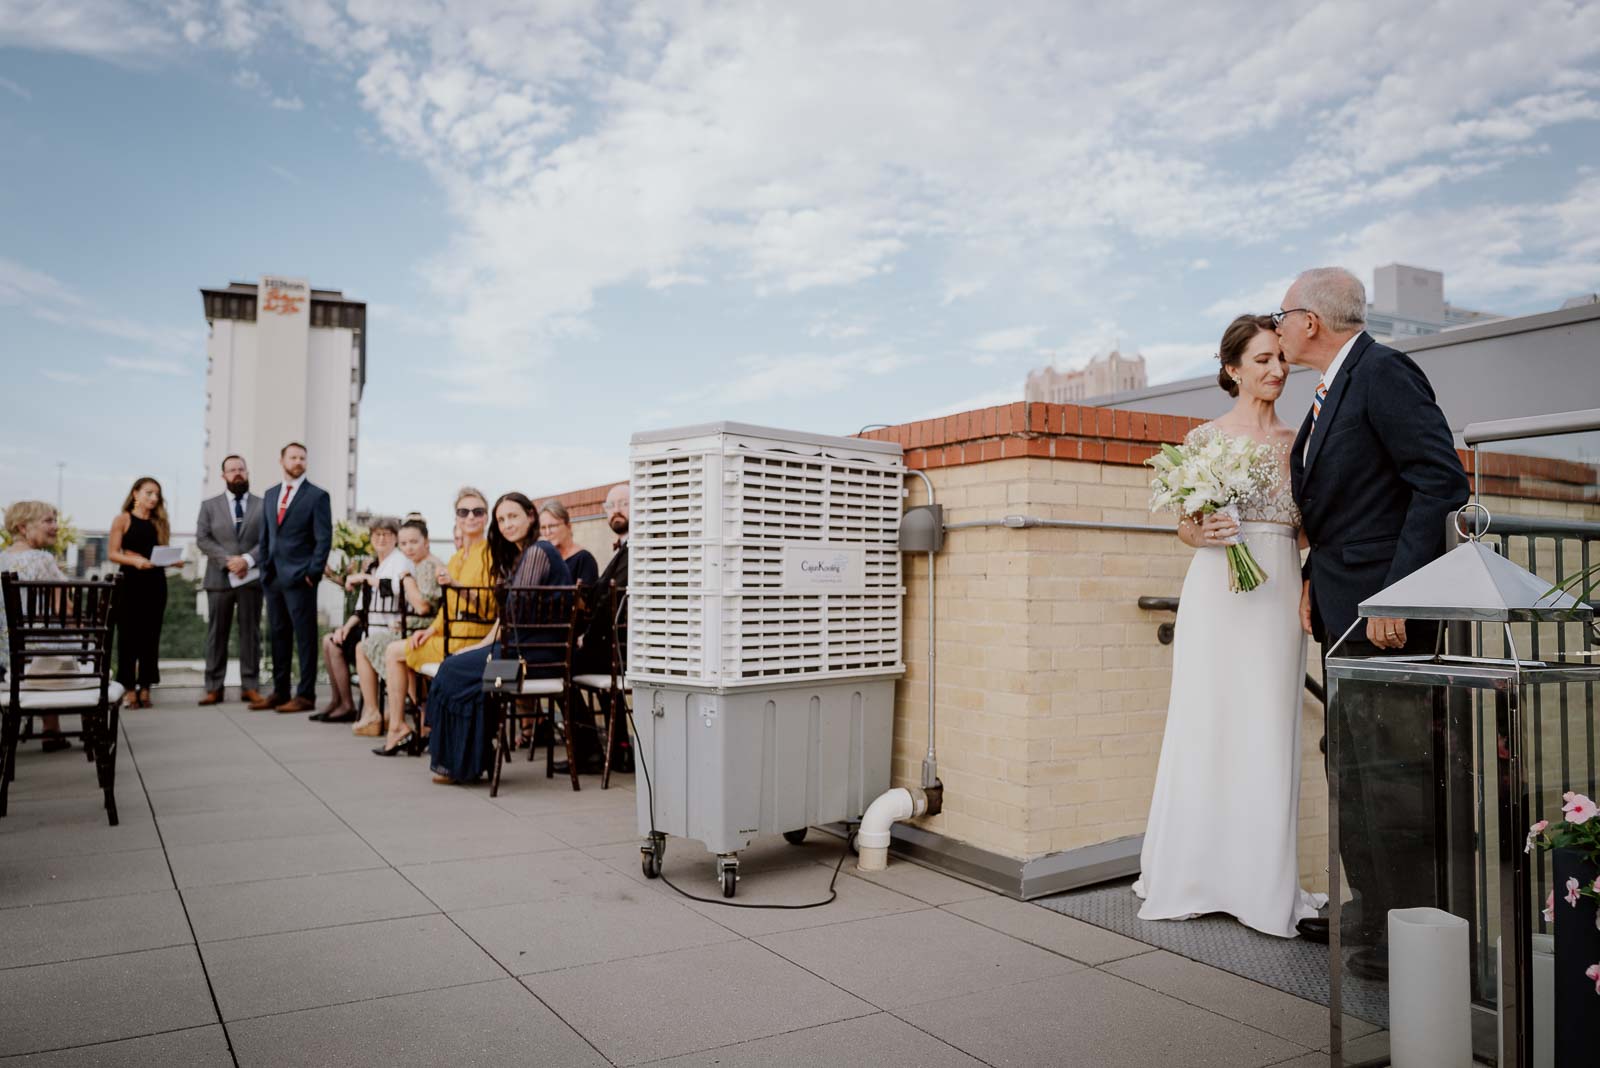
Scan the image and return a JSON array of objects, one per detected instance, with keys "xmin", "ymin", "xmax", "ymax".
[{"xmin": 1527, "ymin": 790, "xmax": 1600, "ymax": 1059}]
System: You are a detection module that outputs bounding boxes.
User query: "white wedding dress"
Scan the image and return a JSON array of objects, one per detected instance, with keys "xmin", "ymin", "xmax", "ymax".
[{"xmin": 1132, "ymin": 426, "xmax": 1327, "ymax": 938}]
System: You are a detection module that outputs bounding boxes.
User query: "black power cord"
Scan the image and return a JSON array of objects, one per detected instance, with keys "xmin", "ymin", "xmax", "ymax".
[{"xmin": 628, "ymin": 708, "xmax": 855, "ymax": 910}]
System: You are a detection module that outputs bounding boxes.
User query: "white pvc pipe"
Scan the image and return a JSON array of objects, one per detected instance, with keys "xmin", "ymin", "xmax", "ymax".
[{"xmin": 856, "ymin": 787, "xmax": 927, "ymax": 872}]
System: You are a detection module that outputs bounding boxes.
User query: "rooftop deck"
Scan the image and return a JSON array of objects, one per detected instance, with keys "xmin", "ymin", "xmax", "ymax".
[{"xmin": 2, "ymin": 687, "xmax": 1332, "ymax": 1067}]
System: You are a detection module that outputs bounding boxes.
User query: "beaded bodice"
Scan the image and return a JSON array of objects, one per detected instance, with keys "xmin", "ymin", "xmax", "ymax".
[{"xmin": 1185, "ymin": 425, "xmax": 1300, "ymax": 528}]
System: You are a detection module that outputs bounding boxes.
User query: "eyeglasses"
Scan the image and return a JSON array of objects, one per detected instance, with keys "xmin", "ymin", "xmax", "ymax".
[
  {"xmin": 456, "ymin": 506, "xmax": 487, "ymax": 518},
  {"xmin": 1271, "ymin": 308, "xmax": 1312, "ymax": 328}
]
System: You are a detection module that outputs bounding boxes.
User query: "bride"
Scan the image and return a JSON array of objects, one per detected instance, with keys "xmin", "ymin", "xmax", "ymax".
[{"xmin": 1132, "ymin": 313, "xmax": 1327, "ymax": 938}]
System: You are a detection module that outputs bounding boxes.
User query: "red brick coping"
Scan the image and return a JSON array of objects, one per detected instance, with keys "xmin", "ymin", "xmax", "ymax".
[{"xmin": 535, "ymin": 402, "xmax": 1597, "ymax": 510}]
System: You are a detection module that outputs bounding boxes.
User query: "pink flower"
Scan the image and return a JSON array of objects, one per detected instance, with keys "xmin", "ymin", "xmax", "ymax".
[
  {"xmin": 1525, "ymin": 819, "xmax": 1549, "ymax": 853},
  {"xmin": 1587, "ymin": 964, "xmax": 1600, "ymax": 996},
  {"xmin": 1567, "ymin": 878, "xmax": 1583, "ymax": 908},
  {"xmin": 1544, "ymin": 891, "xmax": 1555, "ymax": 923},
  {"xmin": 1564, "ymin": 793, "xmax": 1597, "ymax": 824}
]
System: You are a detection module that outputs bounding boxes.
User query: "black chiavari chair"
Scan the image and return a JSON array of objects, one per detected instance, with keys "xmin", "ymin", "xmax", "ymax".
[
  {"xmin": 572, "ymin": 583, "xmax": 631, "ymax": 789},
  {"xmin": 488, "ymin": 584, "xmax": 584, "ymax": 796},
  {"xmin": 1, "ymin": 573, "xmax": 122, "ymax": 824}
]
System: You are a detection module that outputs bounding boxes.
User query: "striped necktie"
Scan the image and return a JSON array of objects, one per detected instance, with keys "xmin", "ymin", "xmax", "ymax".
[{"xmin": 1310, "ymin": 378, "xmax": 1328, "ymax": 432}]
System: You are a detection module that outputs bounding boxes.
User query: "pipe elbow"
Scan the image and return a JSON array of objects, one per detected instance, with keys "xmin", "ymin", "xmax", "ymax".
[{"xmin": 856, "ymin": 786, "xmax": 930, "ymax": 871}]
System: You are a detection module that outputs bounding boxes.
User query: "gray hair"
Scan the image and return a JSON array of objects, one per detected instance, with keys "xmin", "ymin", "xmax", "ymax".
[
  {"xmin": 369, "ymin": 515, "xmax": 401, "ymax": 536},
  {"xmin": 1295, "ymin": 267, "xmax": 1367, "ymax": 331}
]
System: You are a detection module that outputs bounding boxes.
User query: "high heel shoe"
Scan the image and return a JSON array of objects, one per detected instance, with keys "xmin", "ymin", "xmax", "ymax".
[{"xmin": 373, "ymin": 732, "xmax": 415, "ymax": 757}]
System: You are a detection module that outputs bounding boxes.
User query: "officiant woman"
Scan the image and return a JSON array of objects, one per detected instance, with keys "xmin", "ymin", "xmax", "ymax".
[{"xmin": 108, "ymin": 477, "xmax": 181, "ymax": 708}]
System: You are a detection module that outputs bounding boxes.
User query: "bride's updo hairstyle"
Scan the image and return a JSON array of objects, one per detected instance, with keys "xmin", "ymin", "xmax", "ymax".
[{"xmin": 1216, "ymin": 313, "xmax": 1277, "ymax": 397}]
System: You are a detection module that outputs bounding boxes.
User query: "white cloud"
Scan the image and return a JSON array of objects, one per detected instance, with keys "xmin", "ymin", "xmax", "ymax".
[
  {"xmin": 9, "ymin": 1, "xmax": 1600, "ymax": 385},
  {"xmin": 973, "ymin": 325, "xmax": 1044, "ymax": 353},
  {"xmin": 0, "ymin": 0, "xmax": 172, "ymax": 57},
  {"xmin": 0, "ymin": 257, "xmax": 199, "ymax": 352},
  {"xmin": 105, "ymin": 356, "xmax": 189, "ymax": 376},
  {"xmin": 686, "ymin": 348, "xmax": 918, "ymax": 408},
  {"xmin": 41, "ymin": 368, "xmax": 91, "ymax": 385},
  {"xmin": 0, "ymin": 75, "xmax": 30, "ymax": 99}
]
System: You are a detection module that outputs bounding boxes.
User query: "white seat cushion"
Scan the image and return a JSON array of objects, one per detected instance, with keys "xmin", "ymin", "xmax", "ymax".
[
  {"xmin": 418, "ymin": 662, "xmax": 439, "ymax": 678},
  {"xmin": 572, "ymin": 674, "xmax": 630, "ymax": 693},
  {"xmin": 518, "ymin": 678, "xmax": 565, "ymax": 696},
  {"xmin": 2, "ymin": 682, "xmax": 124, "ymax": 711}
]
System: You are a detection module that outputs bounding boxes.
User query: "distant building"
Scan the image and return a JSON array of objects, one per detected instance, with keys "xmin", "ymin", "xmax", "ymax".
[
  {"xmin": 1365, "ymin": 264, "xmax": 1499, "ymax": 342},
  {"xmin": 198, "ymin": 277, "xmax": 366, "ymax": 520},
  {"xmin": 1026, "ymin": 349, "xmax": 1147, "ymax": 404}
]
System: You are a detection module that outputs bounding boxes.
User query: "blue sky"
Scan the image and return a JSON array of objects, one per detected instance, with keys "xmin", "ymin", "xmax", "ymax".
[{"xmin": 3, "ymin": 1, "xmax": 1598, "ymax": 532}]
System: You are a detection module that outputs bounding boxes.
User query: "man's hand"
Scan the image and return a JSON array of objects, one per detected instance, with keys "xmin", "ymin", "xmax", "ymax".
[
  {"xmin": 1366, "ymin": 616, "xmax": 1407, "ymax": 650},
  {"xmin": 1300, "ymin": 580, "xmax": 1313, "ymax": 636},
  {"xmin": 226, "ymin": 555, "xmax": 248, "ymax": 578},
  {"xmin": 305, "ymin": 575, "xmax": 316, "ymax": 588}
]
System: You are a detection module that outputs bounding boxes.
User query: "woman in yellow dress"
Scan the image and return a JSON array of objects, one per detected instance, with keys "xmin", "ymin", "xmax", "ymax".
[{"xmin": 374, "ymin": 487, "xmax": 495, "ymax": 755}]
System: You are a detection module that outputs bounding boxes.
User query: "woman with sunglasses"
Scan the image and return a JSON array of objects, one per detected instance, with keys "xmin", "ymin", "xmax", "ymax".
[
  {"xmin": 422, "ymin": 492, "xmax": 572, "ymax": 784},
  {"xmin": 372, "ymin": 487, "xmax": 495, "ymax": 755}
]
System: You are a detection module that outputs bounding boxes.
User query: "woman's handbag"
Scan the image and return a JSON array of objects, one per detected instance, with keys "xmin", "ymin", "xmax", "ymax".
[{"xmin": 480, "ymin": 657, "xmax": 524, "ymax": 695}]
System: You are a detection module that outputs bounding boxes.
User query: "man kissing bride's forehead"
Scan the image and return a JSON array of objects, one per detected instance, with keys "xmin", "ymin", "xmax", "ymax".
[{"xmin": 1136, "ymin": 267, "xmax": 1467, "ymax": 974}]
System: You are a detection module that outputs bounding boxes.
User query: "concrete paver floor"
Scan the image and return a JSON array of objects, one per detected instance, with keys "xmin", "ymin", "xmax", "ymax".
[{"xmin": 0, "ymin": 688, "xmax": 1334, "ymax": 1066}]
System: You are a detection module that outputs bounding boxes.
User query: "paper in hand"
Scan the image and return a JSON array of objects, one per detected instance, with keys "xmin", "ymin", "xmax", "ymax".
[
  {"xmin": 149, "ymin": 546, "xmax": 183, "ymax": 567},
  {"xmin": 228, "ymin": 567, "xmax": 260, "ymax": 588}
]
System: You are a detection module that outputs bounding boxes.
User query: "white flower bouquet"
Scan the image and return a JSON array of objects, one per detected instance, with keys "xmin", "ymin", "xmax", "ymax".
[{"xmin": 1145, "ymin": 433, "xmax": 1275, "ymax": 593}]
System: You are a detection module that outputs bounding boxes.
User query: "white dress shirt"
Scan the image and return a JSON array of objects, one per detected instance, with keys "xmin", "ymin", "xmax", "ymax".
[{"xmin": 1305, "ymin": 332, "xmax": 1363, "ymax": 462}]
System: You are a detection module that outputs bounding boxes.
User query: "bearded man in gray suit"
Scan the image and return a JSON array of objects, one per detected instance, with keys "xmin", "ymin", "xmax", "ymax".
[{"xmin": 194, "ymin": 454, "xmax": 266, "ymax": 706}]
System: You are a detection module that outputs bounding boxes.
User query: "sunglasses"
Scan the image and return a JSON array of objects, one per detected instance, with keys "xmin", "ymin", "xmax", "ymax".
[{"xmin": 456, "ymin": 506, "xmax": 487, "ymax": 518}]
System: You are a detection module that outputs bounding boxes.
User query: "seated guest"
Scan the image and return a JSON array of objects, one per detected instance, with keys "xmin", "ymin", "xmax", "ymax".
[
  {"xmin": 374, "ymin": 487, "xmax": 493, "ymax": 756},
  {"xmin": 425, "ymin": 492, "xmax": 572, "ymax": 784},
  {"xmin": 575, "ymin": 482, "xmax": 630, "ymax": 676},
  {"xmin": 538, "ymin": 500, "xmax": 598, "ymax": 587},
  {"xmin": 351, "ymin": 518, "xmax": 442, "ymax": 737},
  {"xmin": 0, "ymin": 501, "xmax": 72, "ymax": 751},
  {"xmin": 316, "ymin": 517, "xmax": 410, "ymax": 723}
]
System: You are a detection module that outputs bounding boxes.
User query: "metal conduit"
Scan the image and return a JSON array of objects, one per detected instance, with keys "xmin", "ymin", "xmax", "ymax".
[
  {"xmin": 944, "ymin": 515, "xmax": 1174, "ymax": 535},
  {"xmin": 906, "ymin": 469, "xmax": 940, "ymax": 788}
]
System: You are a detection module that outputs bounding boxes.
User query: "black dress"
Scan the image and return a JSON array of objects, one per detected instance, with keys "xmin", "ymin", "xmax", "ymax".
[
  {"xmin": 116, "ymin": 514, "xmax": 168, "ymax": 689},
  {"xmin": 564, "ymin": 548, "xmax": 599, "ymax": 588}
]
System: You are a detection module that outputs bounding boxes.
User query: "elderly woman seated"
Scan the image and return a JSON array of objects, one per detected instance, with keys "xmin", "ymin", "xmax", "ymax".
[
  {"xmin": 0, "ymin": 500, "xmax": 72, "ymax": 751},
  {"xmin": 350, "ymin": 518, "xmax": 443, "ymax": 737},
  {"xmin": 316, "ymin": 517, "xmax": 411, "ymax": 723}
]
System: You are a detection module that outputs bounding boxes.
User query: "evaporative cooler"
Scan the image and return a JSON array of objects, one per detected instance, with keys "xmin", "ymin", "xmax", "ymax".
[{"xmin": 626, "ymin": 422, "xmax": 906, "ymax": 896}]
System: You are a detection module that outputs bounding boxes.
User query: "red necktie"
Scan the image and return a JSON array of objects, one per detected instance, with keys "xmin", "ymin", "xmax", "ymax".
[{"xmin": 277, "ymin": 484, "xmax": 293, "ymax": 525}]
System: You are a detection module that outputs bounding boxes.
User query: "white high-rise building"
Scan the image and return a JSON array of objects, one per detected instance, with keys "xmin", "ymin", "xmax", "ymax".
[{"xmin": 199, "ymin": 277, "xmax": 366, "ymax": 518}]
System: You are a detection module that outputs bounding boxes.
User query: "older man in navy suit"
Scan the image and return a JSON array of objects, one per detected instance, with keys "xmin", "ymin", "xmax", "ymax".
[
  {"xmin": 1279, "ymin": 267, "xmax": 1468, "ymax": 975},
  {"xmin": 245, "ymin": 442, "xmax": 332, "ymax": 713}
]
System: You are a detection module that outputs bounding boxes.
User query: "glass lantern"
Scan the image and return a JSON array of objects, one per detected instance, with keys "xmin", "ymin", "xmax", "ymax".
[{"xmin": 1324, "ymin": 506, "xmax": 1596, "ymax": 1068}]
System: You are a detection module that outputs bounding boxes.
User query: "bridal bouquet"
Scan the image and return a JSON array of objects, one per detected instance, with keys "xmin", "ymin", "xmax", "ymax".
[{"xmin": 1146, "ymin": 434, "xmax": 1275, "ymax": 593}]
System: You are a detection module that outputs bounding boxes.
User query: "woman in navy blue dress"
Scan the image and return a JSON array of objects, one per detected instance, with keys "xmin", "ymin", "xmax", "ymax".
[{"xmin": 423, "ymin": 492, "xmax": 571, "ymax": 785}]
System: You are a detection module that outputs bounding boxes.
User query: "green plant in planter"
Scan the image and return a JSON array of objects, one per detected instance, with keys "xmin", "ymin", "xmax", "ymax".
[{"xmin": 331, "ymin": 520, "xmax": 373, "ymax": 574}]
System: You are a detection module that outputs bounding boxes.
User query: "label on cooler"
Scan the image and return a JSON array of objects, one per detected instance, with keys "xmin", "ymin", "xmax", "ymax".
[{"xmin": 780, "ymin": 545, "xmax": 865, "ymax": 591}]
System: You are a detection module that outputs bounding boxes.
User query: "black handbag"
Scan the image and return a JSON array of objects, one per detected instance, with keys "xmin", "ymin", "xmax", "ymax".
[{"xmin": 481, "ymin": 657, "xmax": 524, "ymax": 695}]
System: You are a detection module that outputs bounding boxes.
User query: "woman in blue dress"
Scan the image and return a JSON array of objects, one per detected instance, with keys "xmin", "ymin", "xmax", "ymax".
[{"xmin": 421, "ymin": 492, "xmax": 572, "ymax": 785}]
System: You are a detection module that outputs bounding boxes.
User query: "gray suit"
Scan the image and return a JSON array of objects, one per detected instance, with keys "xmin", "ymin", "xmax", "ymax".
[{"xmin": 194, "ymin": 492, "xmax": 264, "ymax": 692}]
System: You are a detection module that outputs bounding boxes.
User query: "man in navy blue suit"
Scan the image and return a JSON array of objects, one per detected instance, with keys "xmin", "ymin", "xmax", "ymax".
[
  {"xmin": 1280, "ymin": 267, "xmax": 1468, "ymax": 974},
  {"xmin": 245, "ymin": 442, "xmax": 332, "ymax": 713}
]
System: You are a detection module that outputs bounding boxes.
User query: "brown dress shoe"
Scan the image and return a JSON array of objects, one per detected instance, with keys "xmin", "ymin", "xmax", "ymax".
[
  {"xmin": 275, "ymin": 697, "xmax": 315, "ymax": 713},
  {"xmin": 197, "ymin": 690, "xmax": 224, "ymax": 706},
  {"xmin": 249, "ymin": 692, "xmax": 286, "ymax": 711},
  {"xmin": 240, "ymin": 689, "xmax": 265, "ymax": 705}
]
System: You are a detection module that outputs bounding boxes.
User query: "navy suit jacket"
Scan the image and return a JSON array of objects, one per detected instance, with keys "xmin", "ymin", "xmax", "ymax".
[
  {"xmin": 1290, "ymin": 333, "xmax": 1469, "ymax": 645},
  {"xmin": 255, "ymin": 480, "xmax": 333, "ymax": 592}
]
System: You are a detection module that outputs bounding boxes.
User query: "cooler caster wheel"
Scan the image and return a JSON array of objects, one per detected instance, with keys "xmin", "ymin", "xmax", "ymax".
[
  {"xmin": 641, "ymin": 835, "xmax": 664, "ymax": 879},
  {"xmin": 783, "ymin": 828, "xmax": 808, "ymax": 845},
  {"xmin": 721, "ymin": 867, "xmax": 737, "ymax": 898}
]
